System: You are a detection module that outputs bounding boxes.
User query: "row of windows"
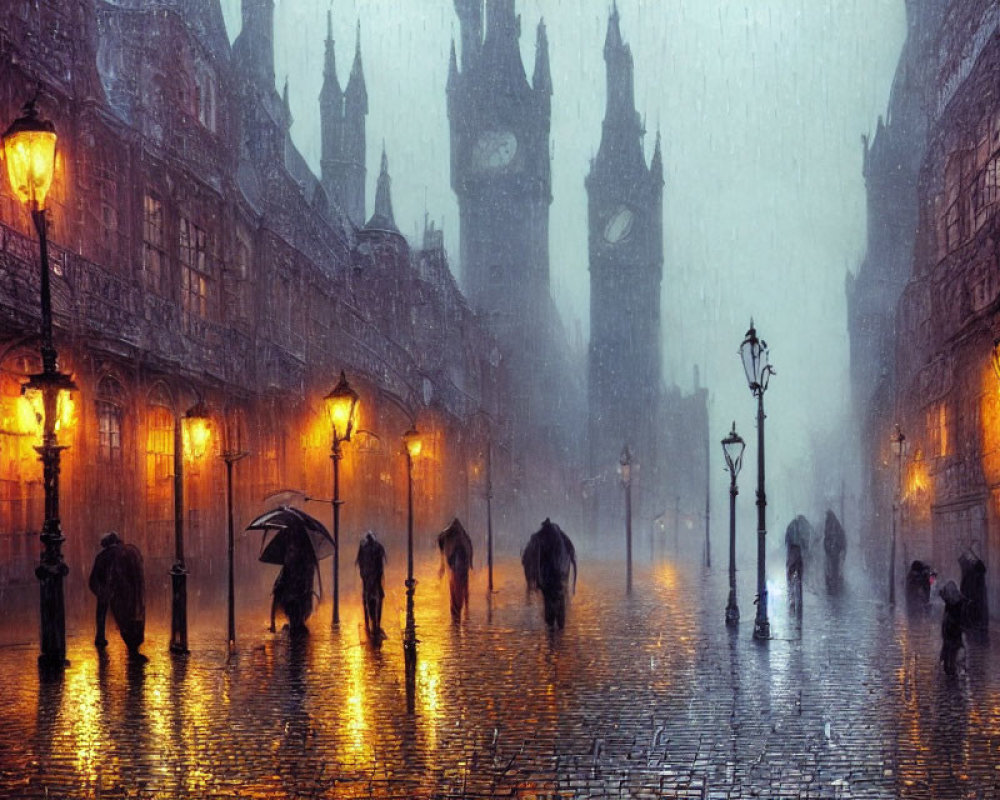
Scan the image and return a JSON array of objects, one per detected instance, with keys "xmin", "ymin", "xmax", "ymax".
[{"xmin": 141, "ymin": 193, "xmax": 252, "ymax": 325}]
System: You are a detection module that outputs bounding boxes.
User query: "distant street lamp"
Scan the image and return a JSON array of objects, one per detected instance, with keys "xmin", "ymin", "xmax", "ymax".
[
  {"xmin": 889, "ymin": 424, "xmax": 906, "ymax": 607},
  {"xmin": 4, "ymin": 98, "xmax": 77, "ymax": 669},
  {"xmin": 739, "ymin": 320, "xmax": 775, "ymax": 641},
  {"xmin": 722, "ymin": 421, "xmax": 746, "ymax": 626},
  {"xmin": 619, "ymin": 445, "xmax": 633, "ymax": 595},
  {"xmin": 484, "ymin": 438, "xmax": 494, "ymax": 596},
  {"xmin": 171, "ymin": 399, "xmax": 211, "ymax": 654},
  {"xmin": 402, "ymin": 425, "xmax": 422, "ymax": 653},
  {"xmin": 220, "ymin": 413, "xmax": 248, "ymax": 654},
  {"xmin": 324, "ymin": 370, "xmax": 359, "ymax": 627}
]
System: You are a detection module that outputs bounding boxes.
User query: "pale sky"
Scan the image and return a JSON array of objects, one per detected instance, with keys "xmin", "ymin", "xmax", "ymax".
[{"xmin": 221, "ymin": 0, "xmax": 907, "ymax": 534}]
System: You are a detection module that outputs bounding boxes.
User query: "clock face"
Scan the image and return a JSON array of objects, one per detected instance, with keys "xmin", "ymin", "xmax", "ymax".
[
  {"xmin": 472, "ymin": 130, "xmax": 518, "ymax": 171},
  {"xmin": 603, "ymin": 205, "xmax": 635, "ymax": 244}
]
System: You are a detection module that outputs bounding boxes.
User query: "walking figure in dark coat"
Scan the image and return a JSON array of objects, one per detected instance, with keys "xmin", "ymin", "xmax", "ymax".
[
  {"xmin": 940, "ymin": 580, "xmax": 965, "ymax": 676},
  {"xmin": 270, "ymin": 528, "xmax": 319, "ymax": 635},
  {"xmin": 88, "ymin": 531, "xmax": 147, "ymax": 661},
  {"xmin": 823, "ymin": 510, "xmax": 846, "ymax": 594},
  {"xmin": 959, "ymin": 551, "xmax": 988, "ymax": 638},
  {"xmin": 905, "ymin": 560, "xmax": 935, "ymax": 615},
  {"xmin": 522, "ymin": 518, "xmax": 578, "ymax": 629},
  {"xmin": 356, "ymin": 531, "xmax": 387, "ymax": 642},
  {"xmin": 784, "ymin": 515, "xmax": 810, "ymax": 613},
  {"xmin": 438, "ymin": 518, "xmax": 474, "ymax": 621}
]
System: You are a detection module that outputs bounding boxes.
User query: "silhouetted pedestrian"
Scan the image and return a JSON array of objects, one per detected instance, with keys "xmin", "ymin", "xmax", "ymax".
[
  {"xmin": 88, "ymin": 531, "xmax": 147, "ymax": 661},
  {"xmin": 940, "ymin": 580, "xmax": 964, "ymax": 677}
]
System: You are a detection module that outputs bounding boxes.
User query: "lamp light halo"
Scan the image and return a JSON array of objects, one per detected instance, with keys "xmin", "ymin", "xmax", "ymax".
[
  {"xmin": 3, "ymin": 96, "xmax": 57, "ymax": 210},
  {"xmin": 325, "ymin": 370, "xmax": 360, "ymax": 443}
]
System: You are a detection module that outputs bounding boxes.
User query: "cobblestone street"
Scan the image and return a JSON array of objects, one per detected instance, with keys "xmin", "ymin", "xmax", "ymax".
[{"xmin": 1, "ymin": 554, "xmax": 999, "ymax": 799}]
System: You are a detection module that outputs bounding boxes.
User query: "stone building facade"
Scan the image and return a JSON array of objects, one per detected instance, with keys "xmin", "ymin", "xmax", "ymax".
[
  {"xmin": 0, "ymin": 0, "xmax": 503, "ymax": 604},
  {"xmin": 890, "ymin": 0, "xmax": 1000, "ymax": 615}
]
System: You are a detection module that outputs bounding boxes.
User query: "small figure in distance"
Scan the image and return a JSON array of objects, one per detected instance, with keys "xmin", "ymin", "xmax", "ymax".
[
  {"xmin": 438, "ymin": 518, "xmax": 474, "ymax": 621},
  {"xmin": 905, "ymin": 560, "xmax": 935, "ymax": 615},
  {"xmin": 88, "ymin": 531, "xmax": 147, "ymax": 662},
  {"xmin": 940, "ymin": 580, "xmax": 965, "ymax": 677},
  {"xmin": 522, "ymin": 518, "xmax": 577, "ymax": 630},
  {"xmin": 356, "ymin": 531, "xmax": 387, "ymax": 643}
]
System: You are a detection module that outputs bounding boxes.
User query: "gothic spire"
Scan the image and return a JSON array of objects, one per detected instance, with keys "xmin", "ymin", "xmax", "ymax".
[
  {"xmin": 366, "ymin": 145, "xmax": 399, "ymax": 233},
  {"xmin": 322, "ymin": 7, "xmax": 342, "ymax": 100},
  {"xmin": 604, "ymin": 1, "xmax": 622, "ymax": 58},
  {"xmin": 448, "ymin": 39, "xmax": 459, "ymax": 93},
  {"xmin": 533, "ymin": 18, "xmax": 551, "ymax": 95},
  {"xmin": 345, "ymin": 19, "xmax": 368, "ymax": 113},
  {"xmin": 651, "ymin": 131, "xmax": 663, "ymax": 184}
]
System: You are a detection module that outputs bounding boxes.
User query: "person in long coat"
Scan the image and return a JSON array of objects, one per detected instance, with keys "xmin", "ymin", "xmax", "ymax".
[{"xmin": 89, "ymin": 531, "xmax": 146, "ymax": 660}]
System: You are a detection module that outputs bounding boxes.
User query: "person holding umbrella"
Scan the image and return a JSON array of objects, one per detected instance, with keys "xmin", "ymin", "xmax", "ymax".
[{"xmin": 246, "ymin": 506, "xmax": 335, "ymax": 635}]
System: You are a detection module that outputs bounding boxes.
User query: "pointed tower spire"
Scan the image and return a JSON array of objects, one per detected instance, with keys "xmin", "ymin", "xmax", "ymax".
[
  {"xmin": 282, "ymin": 75, "xmax": 292, "ymax": 129},
  {"xmin": 366, "ymin": 145, "xmax": 399, "ymax": 233},
  {"xmin": 322, "ymin": 7, "xmax": 342, "ymax": 98},
  {"xmin": 533, "ymin": 18, "xmax": 551, "ymax": 95},
  {"xmin": 604, "ymin": 1, "xmax": 622, "ymax": 57},
  {"xmin": 345, "ymin": 19, "xmax": 368, "ymax": 112},
  {"xmin": 454, "ymin": 0, "xmax": 484, "ymax": 70},
  {"xmin": 448, "ymin": 38, "xmax": 460, "ymax": 92},
  {"xmin": 651, "ymin": 131, "xmax": 663, "ymax": 184},
  {"xmin": 233, "ymin": 0, "xmax": 276, "ymax": 91}
]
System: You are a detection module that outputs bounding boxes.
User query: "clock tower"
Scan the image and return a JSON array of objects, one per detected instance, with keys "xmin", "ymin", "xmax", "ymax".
[
  {"xmin": 448, "ymin": 0, "xmax": 552, "ymax": 337},
  {"xmin": 587, "ymin": 3, "xmax": 664, "ymax": 527}
]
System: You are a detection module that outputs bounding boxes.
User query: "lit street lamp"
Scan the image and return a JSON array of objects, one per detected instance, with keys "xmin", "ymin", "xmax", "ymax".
[
  {"xmin": 739, "ymin": 320, "xmax": 775, "ymax": 641},
  {"xmin": 171, "ymin": 399, "xmax": 211, "ymax": 654},
  {"xmin": 889, "ymin": 424, "xmax": 905, "ymax": 607},
  {"xmin": 485, "ymin": 437, "xmax": 494, "ymax": 597},
  {"xmin": 619, "ymin": 445, "xmax": 633, "ymax": 595},
  {"xmin": 324, "ymin": 370, "xmax": 359, "ymax": 627},
  {"xmin": 220, "ymin": 413, "xmax": 248, "ymax": 654},
  {"xmin": 402, "ymin": 425, "xmax": 422, "ymax": 653},
  {"xmin": 721, "ymin": 421, "xmax": 746, "ymax": 626},
  {"xmin": 4, "ymin": 97, "xmax": 77, "ymax": 669}
]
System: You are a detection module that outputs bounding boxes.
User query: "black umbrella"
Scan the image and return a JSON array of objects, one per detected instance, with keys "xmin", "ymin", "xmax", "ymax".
[{"xmin": 246, "ymin": 506, "xmax": 336, "ymax": 565}]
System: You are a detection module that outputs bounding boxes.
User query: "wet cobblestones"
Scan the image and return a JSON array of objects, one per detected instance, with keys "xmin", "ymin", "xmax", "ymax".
[{"xmin": 1, "ymin": 557, "xmax": 999, "ymax": 799}]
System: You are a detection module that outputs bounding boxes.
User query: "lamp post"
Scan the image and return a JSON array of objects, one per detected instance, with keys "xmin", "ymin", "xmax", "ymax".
[
  {"xmin": 889, "ymin": 424, "xmax": 905, "ymax": 607},
  {"xmin": 324, "ymin": 371, "xmax": 359, "ymax": 627},
  {"xmin": 739, "ymin": 320, "xmax": 775, "ymax": 641},
  {"xmin": 722, "ymin": 421, "xmax": 746, "ymax": 626},
  {"xmin": 485, "ymin": 438, "xmax": 494, "ymax": 596},
  {"xmin": 171, "ymin": 399, "xmax": 211, "ymax": 655},
  {"xmin": 220, "ymin": 412, "xmax": 248, "ymax": 653},
  {"xmin": 4, "ymin": 98, "xmax": 77, "ymax": 669},
  {"xmin": 619, "ymin": 445, "xmax": 633, "ymax": 595},
  {"xmin": 402, "ymin": 425, "xmax": 422, "ymax": 653}
]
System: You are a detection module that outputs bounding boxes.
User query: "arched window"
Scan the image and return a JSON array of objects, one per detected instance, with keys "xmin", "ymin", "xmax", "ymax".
[
  {"xmin": 96, "ymin": 376, "xmax": 125, "ymax": 464},
  {"xmin": 145, "ymin": 384, "xmax": 175, "ymax": 557}
]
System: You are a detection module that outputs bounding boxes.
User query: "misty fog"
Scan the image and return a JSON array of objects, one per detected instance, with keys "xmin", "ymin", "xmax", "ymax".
[{"xmin": 219, "ymin": 0, "xmax": 906, "ymax": 561}]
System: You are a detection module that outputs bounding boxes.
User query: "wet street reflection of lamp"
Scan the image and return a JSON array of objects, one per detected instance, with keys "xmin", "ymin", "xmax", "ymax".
[
  {"xmin": 171, "ymin": 400, "xmax": 211, "ymax": 655},
  {"xmin": 889, "ymin": 424, "xmax": 905, "ymax": 607},
  {"xmin": 619, "ymin": 445, "xmax": 633, "ymax": 595},
  {"xmin": 402, "ymin": 425, "xmax": 422, "ymax": 654},
  {"xmin": 739, "ymin": 320, "xmax": 774, "ymax": 642},
  {"xmin": 722, "ymin": 422, "xmax": 745, "ymax": 626},
  {"xmin": 325, "ymin": 371, "xmax": 359, "ymax": 627},
  {"xmin": 221, "ymin": 416, "xmax": 248, "ymax": 653},
  {"xmin": 4, "ymin": 98, "xmax": 77, "ymax": 669}
]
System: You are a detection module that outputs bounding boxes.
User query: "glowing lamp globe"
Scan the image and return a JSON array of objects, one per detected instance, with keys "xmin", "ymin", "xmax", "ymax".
[
  {"xmin": 22, "ymin": 369, "xmax": 77, "ymax": 435},
  {"xmin": 182, "ymin": 401, "xmax": 212, "ymax": 460},
  {"xmin": 890, "ymin": 424, "xmax": 906, "ymax": 459},
  {"xmin": 739, "ymin": 320, "xmax": 772, "ymax": 396},
  {"xmin": 722, "ymin": 421, "xmax": 745, "ymax": 479},
  {"xmin": 325, "ymin": 371, "xmax": 359, "ymax": 443},
  {"xmin": 403, "ymin": 426, "xmax": 422, "ymax": 460},
  {"xmin": 3, "ymin": 99, "xmax": 57, "ymax": 211},
  {"xmin": 619, "ymin": 445, "xmax": 632, "ymax": 486}
]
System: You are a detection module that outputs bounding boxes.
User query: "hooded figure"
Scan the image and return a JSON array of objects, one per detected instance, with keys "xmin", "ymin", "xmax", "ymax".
[
  {"xmin": 522, "ymin": 519, "xmax": 578, "ymax": 629},
  {"xmin": 823, "ymin": 510, "xmax": 847, "ymax": 594},
  {"xmin": 905, "ymin": 560, "xmax": 935, "ymax": 614},
  {"xmin": 959, "ymin": 552, "xmax": 988, "ymax": 636},
  {"xmin": 88, "ymin": 532, "xmax": 146, "ymax": 660},
  {"xmin": 356, "ymin": 531, "xmax": 387, "ymax": 641},
  {"xmin": 940, "ymin": 580, "xmax": 965, "ymax": 676},
  {"xmin": 438, "ymin": 518, "xmax": 474, "ymax": 621}
]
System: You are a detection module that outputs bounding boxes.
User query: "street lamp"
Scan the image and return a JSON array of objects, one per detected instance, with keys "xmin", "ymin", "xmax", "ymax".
[
  {"xmin": 324, "ymin": 370, "xmax": 359, "ymax": 627},
  {"xmin": 739, "ymin": 319, "xmax": 774, "ymax": 641},
  {"xmin": 220, "ymin": 413, "xmax": 248, "ymax": 654},
  {"xmin": 619, "ymin": 445, "xmax": 633, "ymax": 595},
  {"xmin": 992, "ymin": 338, "xmax": 1000, "ymax": 384},
  {"xmin": 484, "ymin": 437, "xmax": 494, "ymax": 597},
  {"xmin": 722, "ymin": 421, "xmax": 746, "ymax": 626},
  {"xmin": 889, "ymin": 424, "xmax": 906, "ymax": 607},
  {"xmin": 170, "ymin": 399, "xmax": 211, "ymax": 654},
  {"xmin": 4, "ymin": 97, "xmax": 77, "ymax": 669},
  {"xmin": 402, "ymin": 425, "xmax": 422, "ymax": 653}
]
